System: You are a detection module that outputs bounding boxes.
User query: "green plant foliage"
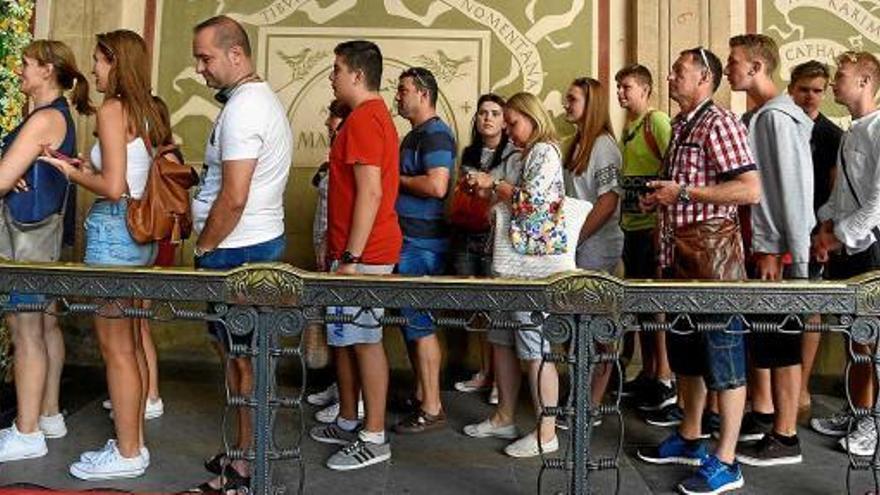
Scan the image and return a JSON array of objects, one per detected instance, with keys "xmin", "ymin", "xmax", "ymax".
[{"xmin": 0, "ymin": 0, "xmax": 34, "ymax": 147}]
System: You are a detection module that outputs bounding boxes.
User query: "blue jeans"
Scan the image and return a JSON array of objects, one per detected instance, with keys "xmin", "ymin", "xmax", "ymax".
[
  {"xmin": 398, "ymin": 240, "xmax": 447, "ymax": 341},
  {"xmin": 196, "ymin": 235, "xmax": 286, "ymax": 348},
  {"xmin": 84, "ymin": 200, "xmax": 156, "ymax": 267}
]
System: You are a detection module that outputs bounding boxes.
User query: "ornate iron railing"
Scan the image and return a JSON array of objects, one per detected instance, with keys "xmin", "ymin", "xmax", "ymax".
[{"xmin": 0, "ymin": 261, "xmax": 878, "ymax": 494}]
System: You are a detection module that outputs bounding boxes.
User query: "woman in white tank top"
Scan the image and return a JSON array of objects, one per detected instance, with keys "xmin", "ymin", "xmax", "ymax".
[{"xmin": 42, "ymin": 30, "xmax": 173, "ymax": 481}]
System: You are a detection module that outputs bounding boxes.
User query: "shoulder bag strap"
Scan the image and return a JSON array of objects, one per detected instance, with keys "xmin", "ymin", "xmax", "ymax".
[{"xmin": 642, "ymin": 110, "xmax": 663, "ymax": 161}]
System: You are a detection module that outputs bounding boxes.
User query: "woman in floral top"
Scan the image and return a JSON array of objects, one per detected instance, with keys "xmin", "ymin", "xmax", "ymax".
[{"xmin": 462, "ymin": 92, "xmax": 564, "ymax": 458}]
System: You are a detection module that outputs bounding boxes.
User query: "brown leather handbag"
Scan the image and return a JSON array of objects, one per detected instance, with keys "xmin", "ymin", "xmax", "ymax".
[
  {"xmin": 126, "ymin": 142, "xmax": 198, "ymax": 245},
  {"xmin": 672, "ymin": 217, "xmax": 747, "ymax": 280}
]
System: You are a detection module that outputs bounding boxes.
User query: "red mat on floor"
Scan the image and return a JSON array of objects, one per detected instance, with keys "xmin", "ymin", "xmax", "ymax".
[{"xmin": 0, "ymin": 490, "xmax": 169, "ymax": 494}]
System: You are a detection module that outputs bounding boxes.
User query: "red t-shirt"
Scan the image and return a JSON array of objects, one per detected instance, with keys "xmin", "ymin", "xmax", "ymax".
[{"xmin": 327, "ymin": 98, "xmax": 402, "ymax": 265}]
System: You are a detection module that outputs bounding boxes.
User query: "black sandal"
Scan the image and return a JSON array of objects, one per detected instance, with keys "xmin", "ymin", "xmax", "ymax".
[
  {"xmin": 185, "ymin": 468, "xmax": 250, "ymax": 494},
  {"xmin": 203, "ymin": 452, "xmax": 228, "ymax": 475}
]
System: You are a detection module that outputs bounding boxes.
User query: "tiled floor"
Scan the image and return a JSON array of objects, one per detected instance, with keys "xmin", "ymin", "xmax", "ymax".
[{"xmin": 0, "ymin": 364, "xmax": 873, "ymax": 494}]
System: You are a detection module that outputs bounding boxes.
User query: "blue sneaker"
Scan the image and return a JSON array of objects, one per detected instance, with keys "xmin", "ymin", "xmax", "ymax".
[
  {"xmin": 637, "ymin": 432, "xmax": 709, "ymax": 466},
  {"xmin": 677, "ymin": 455, "xmax": 744, "ymax": 495}
]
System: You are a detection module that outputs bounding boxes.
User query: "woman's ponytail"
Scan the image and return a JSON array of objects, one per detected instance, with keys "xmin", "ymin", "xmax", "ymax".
[{"xmin": 70, "ymin": 71, "xmax": 95, "ymax": 116}]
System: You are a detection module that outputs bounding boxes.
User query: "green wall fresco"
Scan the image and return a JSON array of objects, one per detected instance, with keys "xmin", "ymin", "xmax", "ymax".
[
  {"xmin": 761, "ymin": 0, "xmax": 880, "ymax": 122},
  {"xmin": 155, "ymin": 0, "xmax": 593, "ymax": 268}
]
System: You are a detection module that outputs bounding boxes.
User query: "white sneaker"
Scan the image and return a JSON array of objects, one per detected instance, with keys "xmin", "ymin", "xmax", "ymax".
[
  {"xmin": 0, "ymin": 423, "xmax": 47, "ymax": 462},
  {"xmin": 102, "ymin": 398, "xmax": 112, "ymax": 411},
  {"xmin": 488, "ymin": 386, "xmax": 499, "ymax": 405},
  {"xmin": 463, "ymin": 419, "xmax": 518, "ymax": 439},
  {"xmin": 840, "ymin": 416, "xmax": 877, "ymax": 456},
  {"xmin": 307, "ymin": 383, "xmax": 339, "ymax": 407},
  {"xmin": 108, "ymin": 397, "xmax": 164, "ymax": 420},
  {"xmin": 145, "ymin": 398, "xmax": 164, "ymax": 420},
  {"xmin": 39, "ymin": 413, "xmax": 67, "ymax": 439},
  {"xmin": 454, "ymin": 372, "xmax": 491, "ymax": 393},
  {"xmin": 70, "ymin": 444, "xmax": 146, "ymax": 480},
  {"xmin": 504, "ymin": 432, "xmax": 559, "ymax": 458},
  {"xmin": 315, "ymin": 399, "xmax": 365, "ymax": 424},
  {"xmin": 81, "ymin": 439, "xmax": 150, "ymax": 467}
]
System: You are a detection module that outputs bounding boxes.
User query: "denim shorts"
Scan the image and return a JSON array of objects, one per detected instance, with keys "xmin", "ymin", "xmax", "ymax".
[
  {"xmin": 667, "ymin": 314, "xmax": 747, "ymax": 391},
  {"xmin": 488, "ymin": 311, "xmax": 550, "ymax": 361},
  {"xmin": 326, "ymin": 263, "xmax": 394, "ymax": 347},
  {"xmin": 195, "ymin": 235, "xmax": 286, "ymax": 350},
  {"xmin": 398, "ymin": 241, "xmax": 447, "ymax": 341},
  {"xmin": 84, "ymin": 200, "xmax": 156, "ymax": 267}
]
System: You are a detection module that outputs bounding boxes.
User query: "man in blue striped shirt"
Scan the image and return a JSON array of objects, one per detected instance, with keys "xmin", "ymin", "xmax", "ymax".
[{"xmin": 393, "ymin": 67, "xmax": 456, "ymax": 434}]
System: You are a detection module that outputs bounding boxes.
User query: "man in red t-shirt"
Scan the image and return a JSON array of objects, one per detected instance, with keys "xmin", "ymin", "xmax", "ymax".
[{"xmin": 311, "ymin": 40, "xmax": 402, "ymax": 472}]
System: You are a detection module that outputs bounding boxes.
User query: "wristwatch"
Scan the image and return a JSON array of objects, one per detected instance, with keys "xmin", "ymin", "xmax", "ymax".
[
  {"xmin": 194, "ymin": 245, "xmax": 213, "ymax": 258},
  {"xmin": 341, "ymin": 250, "xmax": 362, "ymax": 264},
  {"xmin": 677, "ymin": 184, "xmax": 691, "ymax": 204}
]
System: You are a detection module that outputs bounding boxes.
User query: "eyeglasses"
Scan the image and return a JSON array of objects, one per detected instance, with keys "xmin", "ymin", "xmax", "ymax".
[{"xmin": 697, "ymin": 46, "xmax": 710, "ymax": 71}]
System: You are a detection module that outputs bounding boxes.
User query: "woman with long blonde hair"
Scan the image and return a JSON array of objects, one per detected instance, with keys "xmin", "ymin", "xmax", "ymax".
[
  {"xmin": 0, "ymin": 39, "xmax": 92, "ymax": 463},
  {"xmin": 463, "ymin": 92, "xmax": 563, "ymax": 458},
  {"xmin": 43, "ymin": 29, "xmax": 171, "ymax": 480}
]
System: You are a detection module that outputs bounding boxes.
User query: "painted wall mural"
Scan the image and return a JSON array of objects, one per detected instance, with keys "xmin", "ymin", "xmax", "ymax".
[
  {"xmin": 155, "ymin": 0, "xmax": 594, "ymax": 169},
  {"xmin": 762, "ymin": 0, "xmax": 880, "ymax": 122}
]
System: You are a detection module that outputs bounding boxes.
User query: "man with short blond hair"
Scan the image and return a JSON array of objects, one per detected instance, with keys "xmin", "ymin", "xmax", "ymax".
[
  {"xmin": 812, "ymin": 50, "xmax": 880, "ymax": 458},
  {"xmin": 725, "ymin": 33, "xmax": 814, "ymax": 467}
]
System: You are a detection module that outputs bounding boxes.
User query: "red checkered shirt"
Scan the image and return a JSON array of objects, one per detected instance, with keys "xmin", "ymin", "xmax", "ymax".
[{"xmin": 659, "ymin": 101, "xmax": 756, "ymax": 269}]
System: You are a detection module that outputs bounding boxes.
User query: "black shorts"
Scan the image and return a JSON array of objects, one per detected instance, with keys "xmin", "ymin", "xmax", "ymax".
[
  {"xmin": 748, "ymin": 328, "xmax": 802, "ymax": 369},
  {"xmin": 622, "ymin": 228, "xmax": 656, "ymax": 278},
  {"xmin": 827, "ymin": 242, "xmax": 880, "ymax": 280}
]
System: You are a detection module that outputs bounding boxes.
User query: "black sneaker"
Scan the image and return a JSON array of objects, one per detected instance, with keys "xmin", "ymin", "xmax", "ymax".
[
  {"xmin": 700, "ymin": 411, "xmax": 721, "ymax": 440},
  {"xmin": 620, "ymin": 373, "xmax": 652, "ymax": 398},
  {"xmin": 736, "ymin": 432, "xmax": 802, "ymax": 466},
  {"xmin": 643, "ymin": 404, "xmax": 684, "ymax": 427},
  {"xmin": 636, "ymin": 380, "xmax": 677, "ymax": 411},
  {"xmin": 738, "ymin": 411, "xmax": 773, "ymax": 442}
]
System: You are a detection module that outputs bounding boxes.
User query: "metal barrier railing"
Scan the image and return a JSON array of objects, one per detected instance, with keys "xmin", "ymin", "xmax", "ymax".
[{"xmin": 0, "ymin": 261, "xmax": 878, "ymax": 494}]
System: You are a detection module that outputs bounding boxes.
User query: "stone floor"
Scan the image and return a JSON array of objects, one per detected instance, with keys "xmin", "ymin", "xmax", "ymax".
[{"xmin": 0, "ymin": 364, "xmax": 874, "ymax": 494}]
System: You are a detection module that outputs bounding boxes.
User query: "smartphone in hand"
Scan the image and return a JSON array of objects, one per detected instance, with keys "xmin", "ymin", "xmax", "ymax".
[{"xmin": 44, "ymin": 146, "xmax": 82, "ymax": 167}]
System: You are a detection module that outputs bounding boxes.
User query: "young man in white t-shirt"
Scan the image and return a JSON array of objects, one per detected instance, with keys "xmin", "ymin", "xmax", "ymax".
[{"xmin": 190, "ymin": 15, "xmax": 293, "ymax": 492}]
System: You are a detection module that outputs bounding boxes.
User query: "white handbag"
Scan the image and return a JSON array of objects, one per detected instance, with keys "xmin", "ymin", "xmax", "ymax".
[{"xmin": 491, "ymin": 196, "xmax": 592, "ymax": 279}]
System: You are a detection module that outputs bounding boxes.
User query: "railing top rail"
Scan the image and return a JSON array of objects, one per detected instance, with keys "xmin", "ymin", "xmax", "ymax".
[{"xmin": 1, "ymin": 260, "xmax": 878, "ymax": 315}]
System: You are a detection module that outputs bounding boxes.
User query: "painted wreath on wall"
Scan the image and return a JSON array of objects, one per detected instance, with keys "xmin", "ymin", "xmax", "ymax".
[{"xmin": 0, "ymin": 0, "xmax": 33, "ymax": 145}]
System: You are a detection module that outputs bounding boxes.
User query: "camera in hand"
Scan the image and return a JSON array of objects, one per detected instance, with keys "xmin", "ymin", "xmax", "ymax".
[{"xmin": 620, "ymin": 175, "xmax": 658, "ymax": 213}]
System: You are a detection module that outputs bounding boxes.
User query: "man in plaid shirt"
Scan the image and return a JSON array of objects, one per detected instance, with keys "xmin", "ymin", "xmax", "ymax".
[{"xmin": 636, "ymin": 47, "xmax": 761, "ymax": 495}]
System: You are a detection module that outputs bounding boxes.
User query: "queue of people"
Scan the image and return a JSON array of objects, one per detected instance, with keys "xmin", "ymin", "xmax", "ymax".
[{"xmin": 0, "ymin": 15, "xmax": 876, "ymax": 495}]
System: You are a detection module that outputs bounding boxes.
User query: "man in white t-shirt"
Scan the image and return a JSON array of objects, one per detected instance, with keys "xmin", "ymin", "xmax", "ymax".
[{"xmin": 190, "ymin": 15, "xmax": 293, "ymax": 491}]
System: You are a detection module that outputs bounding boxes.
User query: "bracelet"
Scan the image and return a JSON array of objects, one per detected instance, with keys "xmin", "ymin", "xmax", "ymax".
[{"xmin": 194, "ymin": 246, "xmax": 213, "ymax": 258}]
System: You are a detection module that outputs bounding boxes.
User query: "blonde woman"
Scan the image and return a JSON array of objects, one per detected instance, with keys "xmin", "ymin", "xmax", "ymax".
[{"xmin": 463, "ymin": 92, "xmax": 563, "ymax": 457}]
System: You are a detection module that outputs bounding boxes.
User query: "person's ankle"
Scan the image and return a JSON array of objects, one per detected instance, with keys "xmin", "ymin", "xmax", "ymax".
[
  {"xmin": 14, "ymin": 419, "xmax": 39, "ymax": 435},
  {"xmin": 490, "ymin": 412, "xmax": 513, "ymax": 427},
  {"xmin": 537, "ymin": 426, "xmax": 556, "ymax": 442}
]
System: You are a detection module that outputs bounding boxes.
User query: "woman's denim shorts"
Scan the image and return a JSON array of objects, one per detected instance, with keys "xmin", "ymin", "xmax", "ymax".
[{"xmin": 84, "ymin": 199, "xmax": 156, "ymax": 267}]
